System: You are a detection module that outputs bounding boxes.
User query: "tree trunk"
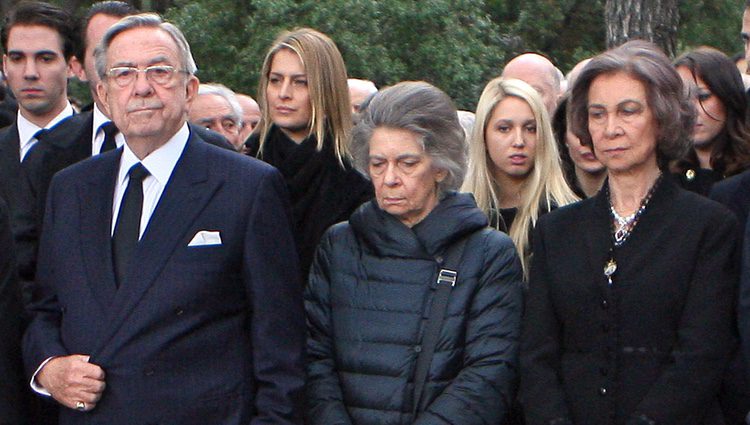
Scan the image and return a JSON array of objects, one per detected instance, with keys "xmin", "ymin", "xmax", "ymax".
[{"xmin": 605, "ymin": 0, "xmax": 678, "ymax": 57}]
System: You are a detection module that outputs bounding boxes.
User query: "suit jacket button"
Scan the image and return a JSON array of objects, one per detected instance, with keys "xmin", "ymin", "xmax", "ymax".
[
  {"xmin": 414, "ymin": 345, "xmax": 422, "ymax": 353},
  {"xmin": 601, "ymin": 300, "xmax": 608, "ymax": 309},
  {"xmin": 175, "ymin": 308, "xmax": 184, "ymax": 316},
  {"xmin": 435, "ymin": 256, "xmax": 444, "ymax": 264},
  {"xmin": 599, "ymin": 387, "xmax": 607, "ymax": 396}
]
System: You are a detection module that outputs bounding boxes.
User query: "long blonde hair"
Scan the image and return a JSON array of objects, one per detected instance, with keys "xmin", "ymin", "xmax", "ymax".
[
  {"xmin": 255, "ymin": 28, "xmax": 352, "ymax": 163},
  {"xmin": 462, "ymin": 77, "xmax": 578, "ymax": 275}
]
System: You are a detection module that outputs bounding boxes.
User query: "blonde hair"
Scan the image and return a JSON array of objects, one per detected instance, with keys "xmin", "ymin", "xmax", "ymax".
[
  {"xmin": 255, "ymin": 28, "xmax": 352, "ymax": 163},
  {"xmin": 462, "ymin": 77, "xmax": 578, "ymax": 276}
]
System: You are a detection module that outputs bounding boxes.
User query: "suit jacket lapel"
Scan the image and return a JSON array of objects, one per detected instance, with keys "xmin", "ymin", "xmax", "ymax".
[
  {"xmin": 93, "ymin": 136, "xmax": 222, "ymax": 359},
  {"xmin": 79, "ymin": 151, "xmax": 120, "ymax": 307}
]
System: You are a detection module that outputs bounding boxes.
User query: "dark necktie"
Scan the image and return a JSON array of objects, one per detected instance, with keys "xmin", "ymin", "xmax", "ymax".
[
  {"xmin": 112, "ymin": 163, "xmax": 149, "ymax": 287},
  {"xmin": 99, "ymin": 121, "xmax": 118, "ymax": 154},
  {"xmin": 22, "ymin": 128, "xmax": 47, "ymax": 161},
  {"xmin": 33, "ymin": 128, "xmax": 47, "ymax": 141}
]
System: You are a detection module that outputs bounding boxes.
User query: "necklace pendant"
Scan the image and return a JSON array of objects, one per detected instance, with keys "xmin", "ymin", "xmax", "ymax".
[
  {"xmin": 604, "ymin": 259, "xmax": 617, "ymax": 277},
  {"xmin": 614, "ymin": 228, "xmax": 628, "ymax": 244}
]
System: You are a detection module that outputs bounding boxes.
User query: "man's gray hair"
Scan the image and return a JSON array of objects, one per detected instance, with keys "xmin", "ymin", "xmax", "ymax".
[
  {"xmin": 198, "ymin": 83, "xmax": 243, "ymax": 126},
  {"xmin": 347, "ymin": 78, "xmax": 378, "ymax": 95},
  {"xmin": 350, "ymin": 81, "xmax": 465, "ymax": 194},
  {"xmin": 94, "ymin": 13, "xmax": 197, "ymax": 80}
]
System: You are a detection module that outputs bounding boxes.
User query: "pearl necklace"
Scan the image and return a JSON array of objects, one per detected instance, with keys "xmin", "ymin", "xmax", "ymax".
[
  {"xmin": 610, "ymin": 204, "xmax": 643, "ymax": 245},
  {"xmin": 604, "ymin": 173, "xmax": 663, "ymax": 285}
]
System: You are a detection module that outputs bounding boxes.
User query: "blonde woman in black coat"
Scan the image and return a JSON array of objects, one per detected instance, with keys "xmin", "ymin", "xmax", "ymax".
[{"xmin": 521, "ymin": 41, "xmax": 738, "ymax": 425}]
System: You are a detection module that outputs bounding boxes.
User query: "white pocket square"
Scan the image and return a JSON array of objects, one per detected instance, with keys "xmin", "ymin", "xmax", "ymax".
[{"xmin": 188, "ymin": 230, "xmax": 222, "ymax": 247}]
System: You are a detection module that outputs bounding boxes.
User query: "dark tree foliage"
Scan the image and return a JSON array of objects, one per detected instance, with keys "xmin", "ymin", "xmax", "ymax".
[
  {"xmin": 493, "ymin": 0, "xmax": 606, "ymax": 72},
  {"xmin": 677, "ymin": 0, "xmax": 743, "ymax": 56},
  {"xmin": 3, "ymin": 0, "xmax": 742, "ymax": 108},
  {"xmin": 166, "ymin": 0, "xmax": 508, "ymax": 110}
]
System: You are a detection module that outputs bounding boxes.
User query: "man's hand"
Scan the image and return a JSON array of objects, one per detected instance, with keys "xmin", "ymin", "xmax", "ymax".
[{"xmin": 36, "ymin": 354, "xmax": 106, "ymax": 412}]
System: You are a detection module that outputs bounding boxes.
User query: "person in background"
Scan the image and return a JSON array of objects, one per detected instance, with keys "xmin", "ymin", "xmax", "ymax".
[
  {"xmin": 246, "ymin": 27, "xmax": 372, "ymax": 277},
  {"xmin": 236, "ymin": 93, "xmax": 260, "ymax": 142},
  {"xmin": 521, "ymin": 40, "xmax": 736, "ymax": 425},
  {"xmin": 306, "ymin": 81, "xmax": 523, "ymax": 425},
  {"xmin": 502, "ymin": 53, "xmax": 562, "ymax": 115},
  {"xmin": 741, "ymin": 0, "xmax": 750, "ymax": 75},
  {"xmin": 461, "ymin": 77, "xmax": 577, "ymax": 276},
  {"xmin": 553, "ymin": 95, "xmax": 606, "ymax": 198},
  {"xmin": 189, "ymin": 82, "xmax": 244, "ymax": 149},
  {"xmin": 347, "ymin": 77, "xmax": 377, "ymax": 113},
  {"xmin": 0, "ymin": 1, "xmax": 78, "ymax": 308},
  {"xmin": 671, "ymin": 47, "xmax": 750, "ymax": 196}
]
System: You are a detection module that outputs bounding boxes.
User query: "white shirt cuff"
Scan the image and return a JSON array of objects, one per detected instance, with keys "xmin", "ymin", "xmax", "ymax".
[{"xmin": 30, "ymin": 356, "xmax": 56, "ymax": 396}]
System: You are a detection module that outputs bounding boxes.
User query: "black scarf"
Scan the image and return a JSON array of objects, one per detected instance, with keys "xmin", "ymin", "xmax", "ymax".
[{"xmin": 247, "ymin": 125, "xmax": 373, "ymax": 278}]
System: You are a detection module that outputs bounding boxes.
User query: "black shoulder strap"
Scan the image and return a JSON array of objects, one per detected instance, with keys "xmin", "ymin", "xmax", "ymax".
[{"xmin": 411, "ymin": 234, "xmax": 471, "ymax": 418}]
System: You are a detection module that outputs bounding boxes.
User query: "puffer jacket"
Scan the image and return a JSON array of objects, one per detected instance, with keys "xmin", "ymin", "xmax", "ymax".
[{"xmin": 305, "ymin": 192, "xmax": 524, "ymax": 425}]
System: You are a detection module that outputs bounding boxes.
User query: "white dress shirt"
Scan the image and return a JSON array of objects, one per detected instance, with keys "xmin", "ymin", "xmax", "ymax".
[
  {"xmin": 18, "ymin": 103, "xmax": 74, "ymax": 161},
  {"xmin": 111, "ymin": 123, "xmax": 189, "ymax": 238},
  {"xmin": 31, "ymin": 122, "xmax": 190, "ymax": 395},
  {"xmin": 91, "ymin": 104, "xmax": 125, "ymax": 156}
]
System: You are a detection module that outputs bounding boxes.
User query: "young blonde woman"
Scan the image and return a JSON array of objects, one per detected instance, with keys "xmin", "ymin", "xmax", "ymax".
[
  {"xmin": 246, "ymin": 28, "xmax": 373, "ymax": 277},
  {"xmin": 462, "ymin": 77, "xmax": 577, "ymax": 274}
]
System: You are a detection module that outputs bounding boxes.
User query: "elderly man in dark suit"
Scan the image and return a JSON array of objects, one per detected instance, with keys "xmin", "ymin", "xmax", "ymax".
[
  {"xmin": 23, "ymin": 13, "xmax": 305, "ymax": 425},
  {"xmin": 22, "ymin": 2, "xmax": 233, "ymax": 295}
]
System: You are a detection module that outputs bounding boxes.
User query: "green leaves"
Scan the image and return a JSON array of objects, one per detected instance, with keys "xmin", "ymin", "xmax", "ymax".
[
  {"xmin": 161, "ymin": 0, "xmax": 745, "ymax": 111},
  {"xmin": 165, "ymin": 0, "xmax": 507, "ymax": 110}
]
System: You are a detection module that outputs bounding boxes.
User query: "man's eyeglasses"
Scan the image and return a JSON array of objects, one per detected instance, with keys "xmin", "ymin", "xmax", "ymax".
[{"xmin": 106, "ymin": 65, "xmax": 188, "ymax": 87}]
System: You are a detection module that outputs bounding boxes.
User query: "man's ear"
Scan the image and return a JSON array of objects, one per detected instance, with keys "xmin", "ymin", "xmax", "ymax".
[
  {"xmin": 435, "ymin": 168, "xmax": 448, "ymax": 183},
  {"xmin": 185, "ymin": 74, "xmax": 199, "ymax": 105},
  {"xmin": 96, "ymin": 81, "xmax": 110, "ymax": 116},
  {"xmin": 68, "ymin": 56, "xmax": 86, "ymax": 81}
]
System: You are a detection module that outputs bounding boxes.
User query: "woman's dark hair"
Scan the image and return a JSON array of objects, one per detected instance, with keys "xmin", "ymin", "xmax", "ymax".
[
  {"xmin": 552, "ymin": 95, "xmax": 585, "ymax": 198},
  {"xmin": 673, "ymin": 47, "xmax": 750, "ymax": 176},
  {"xmin": 569, "ymin": 40, "xmax": 694, "ymax": 170}
]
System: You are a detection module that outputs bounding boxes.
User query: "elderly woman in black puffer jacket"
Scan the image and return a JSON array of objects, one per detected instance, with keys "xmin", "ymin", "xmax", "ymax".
[{"xmin": 305, "ymin": 81, "xmax": 524, "ymax": 425}]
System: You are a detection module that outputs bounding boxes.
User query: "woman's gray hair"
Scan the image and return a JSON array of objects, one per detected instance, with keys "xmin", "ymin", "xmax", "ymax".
[
  {"xmin": 94, "ymin": 13, "xmax": 198, "ymax": 80},
  {"xmin": 569, "ymin": 40, "xmax": 694, "ymax": 168},
  {"xmin": 351, "ymin": 81, "xmax": 466, "ymax": 193}
]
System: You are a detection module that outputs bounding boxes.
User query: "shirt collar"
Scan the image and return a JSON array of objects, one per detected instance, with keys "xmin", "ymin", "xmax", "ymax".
[
  {"xmin": 117, "ymin": 122, "xmax": 190, "ymax": 187},
  {"xmin": 92, "ymin": 103, "xmax": 111, "ymax": 134},
  {"xmin": 17, "ymin": 102, "xmax": 74, "ymax": 146}
]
